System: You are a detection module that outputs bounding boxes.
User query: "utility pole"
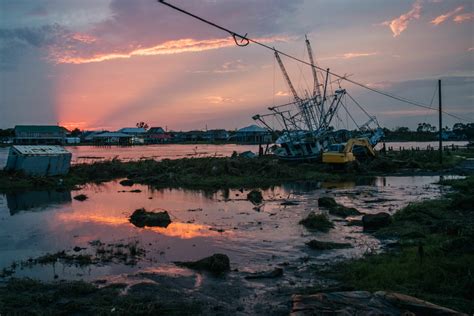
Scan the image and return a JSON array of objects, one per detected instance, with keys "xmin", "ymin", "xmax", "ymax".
[{"xmin": 438, "ymin": 79, "xmax": 442, "ymax": 164}]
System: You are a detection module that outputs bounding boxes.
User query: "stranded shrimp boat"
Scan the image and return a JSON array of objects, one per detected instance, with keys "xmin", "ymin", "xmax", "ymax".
[{"xmin": 253, "ymin": 36, "xmax": 383, "ymax": 161}]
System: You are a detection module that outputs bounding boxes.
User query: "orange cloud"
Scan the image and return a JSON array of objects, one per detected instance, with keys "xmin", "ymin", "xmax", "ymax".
[
  {"xmin": 275, "ymin": 91, "xmax": 290, "ymax": 97},
  {"xmin": 51, "ymin": 36, "xmax": 290, "ymax": 64},
  {"xmin": 319, "ymin": 52, "xmax": 378, "ymax": 61},
  {"xmin": 205, "ymin": 96, "xmax": 236, "ymax": 104},
  {"xmin": 71, "ymin": 33, "xmax": 98, "ymax": 44},
  {"xmin": 453, "ymin": 12, "xmax": 474, "ymax": 23},
  {"xmin": 382, "ymin": 0, "xmax": 422, "ymax": 37},
  {"xmin": 342, "ymin": 52, "xmax": 378, "ymax": 59},
  {"xmin": 430, "ymin": 6, "xmax": 464, "ymax": 25}
]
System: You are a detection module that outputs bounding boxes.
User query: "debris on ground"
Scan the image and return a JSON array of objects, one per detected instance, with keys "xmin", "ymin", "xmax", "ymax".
[
  {"xmin": 245, "ymin": 268, "xmax": 283, "ymax": 280},
  {"xmin": 73, "ymin": 194, "xmax": 88, "ymax": 201},
  {"xmin": 239, "ymin": 151, "xmax": 257, "ymax": 159},
  {"xmin": 281, "ymin": 200, "xmax": 300, "ymax": 206},
  {"xmin": 129, "ymin": 208, "xmax": 172, "ymax": 228},
  {"xmin": 247, "ymin": 190, "xmax": 263, "ymax": 205},
  {"xmin": 318, "ymin": 196, "xmax": 361, "ymax": 217},
  {"xmin": 187, "ymin": 208, "xmax": 203, "ymax": 212},
  {"xmin": 362, "ymin": 212, "xmax": 392, "ymax": 231},
  {"xmin": 299, "ymin": 212, "xmax": 334, "ymax": 232},
  {"xmin": 209, "ymin": 227, "xmax": 225, "ymax": 233},
  {"xmin": 175, "ymin": 253, "xmax": 230, "ymax": 274},
  {"xmin": 290, "ymin": 291, "xmax": 463, "ymax": 315},
  {"xmin": 306, "ymin": 240, "xmax": 352, "ymax": 250}
]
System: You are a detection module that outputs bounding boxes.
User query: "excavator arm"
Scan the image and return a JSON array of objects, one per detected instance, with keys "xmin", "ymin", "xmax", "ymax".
[{"xmin": 343, "ymin": 138, "xmax": 376, "ymax": 157}]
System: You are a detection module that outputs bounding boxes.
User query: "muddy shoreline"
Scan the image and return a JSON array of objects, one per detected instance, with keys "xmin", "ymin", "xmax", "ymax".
[{"xmin": 0, "ymin": 150, "xmax": 473, "ymax": 314}]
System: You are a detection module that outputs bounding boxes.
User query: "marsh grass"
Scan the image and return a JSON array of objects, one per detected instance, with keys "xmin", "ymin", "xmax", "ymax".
[
  {"xmin": 0, "ymin": 278, "xmax": 202, "ymax": 315},
  {"xmin": 2, "ymin": 149, "xmax": 473, "ymax": 192},
  {"xmin": 335, "ymin": 176, "xmax": 474, "ymax": 314},
  {"xmin": 299, "ymin": 212, "xmax": 334, "ymax": 232}
]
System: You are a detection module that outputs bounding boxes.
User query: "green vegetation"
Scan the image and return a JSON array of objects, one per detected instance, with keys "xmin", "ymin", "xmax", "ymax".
[
  {"xmin": 382, "ymin": 122, "xmax": 474, "ymax": 141},
  {"xmin": 299, "ymin": 212, "xmax": 334, "ymax": 232},
  {"xmin": 0, "ymin": 157, "xmax": 336, "ymax": 192},
  {"xmin": 369, "ymin": 148, "xmax": 470, "ymax": 171},
  {"xmin": 0, "ymin": 148, "xmax": 472, "ymax": 193},
  {"xmin": 247, "ymin": 189, "xmax": 263, "ymax": 204},
  {"xmin": 0, "ymin": 278, "xmax": 202, "ymax": 315},
  {"xmin": 318, "ymin": 196, "xmax": 361, "ymax": 217},
  {"xmin": 175, "ymin": 253, "xmax": 231, "ymax": 275},
  {"xmin": 335, "ymin": 176, "xmax": 474, "ymax": 314},
  {"xmin": 129, "ymin": 208, "xmax": 172, "ymax": 228}
]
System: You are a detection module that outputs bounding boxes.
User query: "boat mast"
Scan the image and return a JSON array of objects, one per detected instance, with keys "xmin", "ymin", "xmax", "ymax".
[
  {"xmin": 274, "ymin": 51, "xmax": 313, "ymax": 132},
  {"xmin": 305, "ymin": 35, "xmax": 323, "ymax": 130},
  {"xmin": 305, "ymin": 35, "xmax": 321, "ymax": 100}
]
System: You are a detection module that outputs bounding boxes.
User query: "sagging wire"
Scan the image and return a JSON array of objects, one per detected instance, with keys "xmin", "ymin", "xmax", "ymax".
[{"xmin": 158, "ymin": 0, "xmax": 473, "ymax": 123}]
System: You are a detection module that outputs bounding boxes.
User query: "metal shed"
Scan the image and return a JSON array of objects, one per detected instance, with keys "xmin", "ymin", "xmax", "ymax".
[{"xmin": 5, "ymin": 145, "xmax": 72, "ymax": 176}]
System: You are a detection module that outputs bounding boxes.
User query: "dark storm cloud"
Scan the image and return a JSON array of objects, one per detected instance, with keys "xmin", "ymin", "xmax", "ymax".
[
  {"xmin": 0, "ymin": 24, "xmax": 66, "ymax": 47},
  {"xmin": 95, "ymin": 0, "xmax": 304, "ymax": 44}
]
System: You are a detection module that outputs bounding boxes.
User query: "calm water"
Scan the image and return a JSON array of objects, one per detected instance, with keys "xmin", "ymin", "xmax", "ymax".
[
  {"xmin": 0, "ymin": 175, "xmax": 459, "ymax": 283},
  {"xmin": 0, "ymin": 141, "xmax": 468, "ymax": 168}
]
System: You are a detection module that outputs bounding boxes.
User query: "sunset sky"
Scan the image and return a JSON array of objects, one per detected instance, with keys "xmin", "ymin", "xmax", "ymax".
[{"xmin": 0, "ymin": 0, "xmax": 473, "ymax": 131}]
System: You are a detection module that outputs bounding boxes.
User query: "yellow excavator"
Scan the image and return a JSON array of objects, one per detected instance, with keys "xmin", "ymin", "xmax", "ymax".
[{"xmin": 322, "ymin": 138, "xmax": 376, "ymax": 164}]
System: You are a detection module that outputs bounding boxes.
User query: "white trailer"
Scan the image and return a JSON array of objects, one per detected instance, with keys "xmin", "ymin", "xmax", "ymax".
[{"xmin": 5, "ymin": 145, "xmax": 72, "ymax": 176}]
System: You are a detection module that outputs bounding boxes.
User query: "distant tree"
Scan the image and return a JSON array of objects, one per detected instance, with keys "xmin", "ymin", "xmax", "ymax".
[
  {"xmin": 395, "ymin": 126, "xmax": 410, "ymax": 133},
  {"xmin": 0, "ymin": 128, "xmax": 14, "ymax": 138},
  {"xmin": 70, "ymin": 128, "xmax": 82, "ymax": 137},
  {"xmin": 452, "ymin": 123, "xmax": 465, "ymax": 133},
  {"xmin": 136, "ymin": 122, "xmax": 149, "ymax": 130},
  {"xmin": 417, "ymin": 122, "xmax": 436, "ymax": 133}
]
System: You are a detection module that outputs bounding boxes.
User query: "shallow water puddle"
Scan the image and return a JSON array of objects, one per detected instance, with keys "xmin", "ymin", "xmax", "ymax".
[{"xmin": 0, "ymin": 175, "xmax": 461, "ymax": 285}]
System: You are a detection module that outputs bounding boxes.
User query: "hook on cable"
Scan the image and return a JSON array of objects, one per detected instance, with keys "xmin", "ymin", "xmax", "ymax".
[{"xmin": 232, "ymin": 33, "xmax": 249, "ymax": 47}]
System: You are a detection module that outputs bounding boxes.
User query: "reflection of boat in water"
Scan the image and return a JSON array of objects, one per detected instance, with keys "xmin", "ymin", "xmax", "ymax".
[{"xmin": 253, "ymin": 36, "xmax": 383, "ymax": 161}]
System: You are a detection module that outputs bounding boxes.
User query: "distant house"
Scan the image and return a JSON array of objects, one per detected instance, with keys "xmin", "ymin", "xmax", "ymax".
[
  {"xmin": 117, "ymin": 127, "xmax": 147, "ymax": 136},
  {"xmin": 174, "ymin": 130, "xmax": 205, "ymax": 142},
  {"xmin": 65, "ymin": 137, "xmax": 80, "ymax": 144},
  {"xmin": 146, "ymin": 127, "xmax": 172, "ymax": 143},
  {"xmin": 91, "ymin": 132, "xmax": 133, "ymax": 145},
  {"xmin": 203, "ymin": 129, "xmax": 229, "ymax": 142},
  {"xmin": 14, "ymin": 125, "xmax": 68, "ymax": 145},
  {"xmin": 231, "ymin": 125, "xmax": 271, "ymax": 144},
  {"xmin": 81, "ymin": 131, "xmax": 104, "ymax": 143}
]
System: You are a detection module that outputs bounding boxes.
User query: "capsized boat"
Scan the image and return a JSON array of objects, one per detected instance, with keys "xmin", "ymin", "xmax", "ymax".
[{"xmin": 253, "ymin": 36, "xmax": 383, "ymax": 161}]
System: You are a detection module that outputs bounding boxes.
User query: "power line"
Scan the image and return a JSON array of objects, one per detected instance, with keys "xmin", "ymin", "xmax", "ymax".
[{"xmin": 158, "ymin": 0, "xmax": 473, "ymax": 123}]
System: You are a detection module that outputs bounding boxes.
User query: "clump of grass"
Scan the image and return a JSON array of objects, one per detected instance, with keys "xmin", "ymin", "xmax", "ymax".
[
  {"xmin": 247, "ymin": 190, "xmax": 263, "ymax": 204},
  {"xmin": 318, "ymin": 196, "xmax": 361, "ymax": 217},
  {"xmin": 299, "ymin": 212, "xmax": 334, "ymax": 232},
  {"xmin": 129, "ymin": 208, "xmax": 172, "ymax": 228}
]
